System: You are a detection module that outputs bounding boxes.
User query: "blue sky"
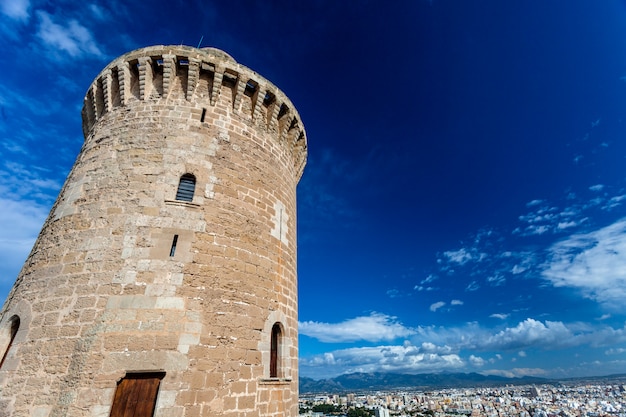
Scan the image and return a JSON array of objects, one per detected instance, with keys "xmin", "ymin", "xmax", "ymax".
[{"xmin": 2, "ymin": 0, "xmax": 626, "ymax": 381}]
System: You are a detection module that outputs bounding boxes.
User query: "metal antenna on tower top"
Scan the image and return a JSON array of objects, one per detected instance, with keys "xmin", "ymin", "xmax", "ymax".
[{"xmin": 197, "ymin": 35, "xmax": 204, "ymax": 48}]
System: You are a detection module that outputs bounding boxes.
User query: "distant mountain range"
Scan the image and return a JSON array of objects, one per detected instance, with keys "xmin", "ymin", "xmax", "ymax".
[
  {"xmin": 299, "ymin": 372, "xmax": 549, "ymax": 393},
  {"xmin": 300, "ymin": 372, "xmax": 626, "ymax": 393}
]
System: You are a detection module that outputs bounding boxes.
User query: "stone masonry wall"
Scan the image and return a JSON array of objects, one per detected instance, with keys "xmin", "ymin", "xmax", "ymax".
[{"xmin": 0, "ymin": 45, "xmax": 306, "ymax": 417}]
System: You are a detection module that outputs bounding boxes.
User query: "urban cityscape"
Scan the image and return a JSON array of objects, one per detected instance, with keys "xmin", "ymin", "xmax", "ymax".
[{"xmin": 299, "ymin": 376, "xmax": 626, "ymax": 417}]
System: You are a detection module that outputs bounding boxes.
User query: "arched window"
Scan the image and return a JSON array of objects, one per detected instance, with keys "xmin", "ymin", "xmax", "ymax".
[
  {"xmin": 175, "ymin": 174, "xmax": 196, "ymax": 202},
  {"xmin": 270, "ymin": 322, "xmax": 282, "ymax": 378},
  {"xmin": 0, "ymin": 315, "xmax": 20, "ymax": 370}
]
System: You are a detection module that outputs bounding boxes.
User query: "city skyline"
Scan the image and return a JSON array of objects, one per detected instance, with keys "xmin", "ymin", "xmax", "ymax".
[{"xmin": 1, "ymin": 0, "xmax": 626, "ymax": 380}]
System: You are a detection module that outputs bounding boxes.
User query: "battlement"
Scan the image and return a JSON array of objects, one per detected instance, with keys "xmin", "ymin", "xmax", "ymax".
[{"xmin": 81, "ymin": 45, "xmax": 307, "ymax": 176}]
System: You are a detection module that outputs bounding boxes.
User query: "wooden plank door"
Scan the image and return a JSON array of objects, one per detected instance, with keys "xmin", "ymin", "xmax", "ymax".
[{"xmin": 110, "ymin": 373, "xmax": 164, "ymax": 417}]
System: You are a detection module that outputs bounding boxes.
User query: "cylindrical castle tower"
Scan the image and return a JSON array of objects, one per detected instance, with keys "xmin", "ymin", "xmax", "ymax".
[{"xmin": 0, "ymin": 45, "xmax": 306, "ymax": 417}]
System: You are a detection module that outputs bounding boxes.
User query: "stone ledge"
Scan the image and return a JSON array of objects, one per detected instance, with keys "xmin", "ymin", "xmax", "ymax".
[
  {"xmin": 164, "ymin": 199, "xmax": 201, "ymax": 209},
  {"xmin": 258, "ymin": 378, "xmax": 292, "ymax": 386}
]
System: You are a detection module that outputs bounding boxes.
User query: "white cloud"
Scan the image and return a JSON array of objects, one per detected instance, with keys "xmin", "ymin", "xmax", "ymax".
[
  {"xmin": 465, "ymin": 281, "xmax": 480, "ymax": 291},
  {"xmin": 523, "ymin": 224, "xmax": 550, "ymax": 235},
  {"xmin": 412, "ymin": 318, "xmax": 626, "ymax": 352},
  {"xmin": 299, "ymin": 313, "xmax": 414, "ymax": 343},
  {"xmin": 477, "ymin": 319, "xmax": 575, "ymax": 351},
  {"xmin": 557, "ymin": 220, "xmax": 582, "ymax": 230},
  {"xmin": 36, "ymin": 11, "xmax": 103, "ymax": 58},
  {"xmin": 510, "ymin": 264, "xmax": 527, "ymax": 274},
  {"xmin": 300, "ymin": 319, "xmax": 626, "ymax": 378},
  {"xmin": 485, "ymin": 368, "xmax": 549, "ymax": 378},
  {"xmin": 89, "ymin": 4, "xmax": 107, "ymax": 20},
  {"xmin": 443, "ymin": 248, "xmax": 473, "ymax": 265},
  {"xmin": 386, "ymin": 289, "xmax": 401, "ymax": 298},
  {"xmin": 300, "ymin": 342, "xmax": 464, "ymax": 379},
  {"xmin": 603, "ymin": 195, "xmax": 626, "ymax": 210},
  {"xmin": 589, "ymin": 184, "xmax": 604, "ymax": 192},
  {"xmin": 0, "ymin": 0, "xmax": 29, "ymax": 21},
  {"xmin": 487, "ymin": 274, "xmax": 505, "ymax": 286},
  {"xmin": 490, "ymin": 313, "xmax": 509, "ymax": 320},
  {"xmin": 420, "ymin": 342, "xmax": 453, "ymax": 354},
  {"xmin": 450, "ymin": 299, "xmax": 463, "ymax": 306},
  {"xmin": 469, "ymin": 355, "xmax": 485, "ymax": 367},
  {"xmin": 421, "ymin": 274, "xmax": 437, "ymax": 284},
  {"xmin": 430, "ymin": 301, "xmax": 445, "ymax": 312},
  {"xmin": 543, "ymin": 219, "xmax": 626, "ymax": 310}
]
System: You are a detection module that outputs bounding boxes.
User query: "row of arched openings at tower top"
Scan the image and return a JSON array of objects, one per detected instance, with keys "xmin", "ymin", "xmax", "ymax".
[
  {"xmin": 84, "ymin": 53, "xmax": 305, "ymax": 146},
  {"xmin": 0, "ymin": 315, "xmax": 19, "ymax": 370}
]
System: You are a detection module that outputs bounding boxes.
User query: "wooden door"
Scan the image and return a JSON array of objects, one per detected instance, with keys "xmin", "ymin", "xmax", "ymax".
[{"xmin": 110, "ymin": 373, "xmax": 164, "ymax": 417}]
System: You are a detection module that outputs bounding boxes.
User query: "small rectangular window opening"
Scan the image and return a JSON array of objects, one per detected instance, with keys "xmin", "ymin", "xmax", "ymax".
[
  {"xmin": 244, "ymin": 81, "xmax": 257, "ymax": 97},
  {"xmin": 223, "ymin": 73, "xmax": 237, "ymax": 88},
  {"xmin": 277, "ymin": 104, "xmax": 289, "ymax": 120},
  {"xmin": 263, "ymin": 92, "xmax": 275, "ymax": 107},
  {"xmin": 200, "ymin": 108, "xmax": 206, "ymax": 123},
  {"xmin": 169, "ymin": 235, "xmax": 179, "ymax": 257}
]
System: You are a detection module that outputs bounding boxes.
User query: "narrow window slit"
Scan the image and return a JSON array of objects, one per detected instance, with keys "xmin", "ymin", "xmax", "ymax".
[
  {"xmin": 169, "ymin": 235, "xmax": 179, "ymax": 257},
  {"xmin": 270, "ymin": 322, "xmax": 282, "ymax": 378},
  {"xmin": 201, "ymin": 108, "xmax": 206, "ymax": 122}
]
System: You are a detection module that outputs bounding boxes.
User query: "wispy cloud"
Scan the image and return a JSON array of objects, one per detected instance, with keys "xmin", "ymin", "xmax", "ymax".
[
  {"xmin": 543, "ymin": 219, "xmax": 626, "ymax": 311},
  {"xmin": 434, "ymin": 188, "xmax": 626, "ymax": 307},
  {"xmin": 430, "ymin": 301, "xmax": 446, "ymax": 312},
  {"xmin": 35, "ymin": 11, "xmax": 103, "ymax": 59},
  {"xmin": 485, "ymin": 368, "xmax": 549, "ymax": 378},
  {"xmin": 443, "ymin": 248, "xmax": 473, "ymax": 265},
  {"xmin": 299, "ymin": 313, "xmax": 415, "ymax": 343},
  {"xmin": 0, "ymin": 0, "xmax": 30, "ymax": 21},
  {"xmin": 515, "ymin": 191, "xmax": 626, "ymax": 237},
  {"xmin": 414, "ymin": 274, "xmax": 438, "ymax": 291}
]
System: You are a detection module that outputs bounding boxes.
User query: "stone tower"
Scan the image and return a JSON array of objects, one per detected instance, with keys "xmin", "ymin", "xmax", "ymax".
[{"xmin": 0, "ymin": 45, "xmax": 306, "ymax": 417}]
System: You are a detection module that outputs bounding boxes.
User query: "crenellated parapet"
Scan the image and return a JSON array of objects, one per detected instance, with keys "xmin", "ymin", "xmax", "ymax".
[{"xmin": 81, "ymin": 45, "xmax": 307, "ymax": 176}]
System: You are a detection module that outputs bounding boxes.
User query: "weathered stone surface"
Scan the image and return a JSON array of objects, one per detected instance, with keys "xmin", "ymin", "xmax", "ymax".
[{"xmin": 0, "ymin": 45, "xmax": 305, "ymax": 417}]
